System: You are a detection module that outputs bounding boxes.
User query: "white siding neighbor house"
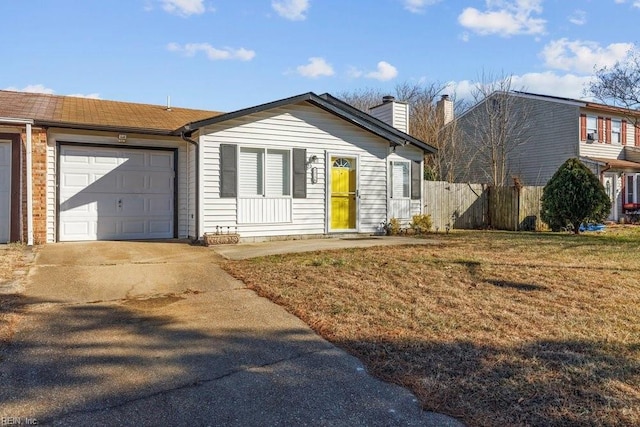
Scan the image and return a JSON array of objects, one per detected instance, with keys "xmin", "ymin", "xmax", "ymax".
[
  {"xmin": 180, "ymin": 93, "xmax": 435, "ymax": 241},
  {"xmin": 452, "ymin": 91, "xmax": 640, "ymax": 222},
  {"xmin": 0, "ymin": 90, "xmax": 435, "ymax": 244}
]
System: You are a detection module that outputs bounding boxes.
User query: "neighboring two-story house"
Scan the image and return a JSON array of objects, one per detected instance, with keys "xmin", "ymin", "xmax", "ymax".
[{"xmin": 450, "ymin": 91, "xmax": 640, "ymax": 222}]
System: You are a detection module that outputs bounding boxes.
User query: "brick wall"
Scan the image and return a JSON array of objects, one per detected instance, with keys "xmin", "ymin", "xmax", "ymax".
[{"xmin": 21, "ymin": 127, "xmax": 48, "ymax": 244}]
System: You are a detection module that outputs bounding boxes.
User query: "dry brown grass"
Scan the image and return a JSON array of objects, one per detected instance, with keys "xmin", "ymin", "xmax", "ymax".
[
  {"xmin": 0, "ymin": 244, "xmax": 31, "ymax": 344},
  {"xmin": 223, "ymin": 227, "xmax": 640, "ymax": 426}
]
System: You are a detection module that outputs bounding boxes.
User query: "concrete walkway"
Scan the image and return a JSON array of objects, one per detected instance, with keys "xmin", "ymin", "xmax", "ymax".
[
  {"xmin": 213, "ymin": 235, "xmax": 438, "ymax": 260},
  {"xmin": 0, "ymin": 240, "xmax": 462, "ymax": 426}
]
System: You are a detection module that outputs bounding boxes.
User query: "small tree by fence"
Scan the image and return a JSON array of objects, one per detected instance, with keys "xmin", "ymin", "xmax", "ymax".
[{"xmin": 424, "ymin": 181, "xmax": 547, "ymax": 231}]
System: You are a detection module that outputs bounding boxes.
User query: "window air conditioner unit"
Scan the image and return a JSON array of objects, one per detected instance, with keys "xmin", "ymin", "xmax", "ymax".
[{"xmin": 587, "ymin": 132, "xmax": 599, "ymax": 141}]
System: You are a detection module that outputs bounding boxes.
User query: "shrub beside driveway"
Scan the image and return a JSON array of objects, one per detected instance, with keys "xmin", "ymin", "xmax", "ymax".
[{"xmin": 223, "ymin": 229, "xmax": 640, "ymax": 426}]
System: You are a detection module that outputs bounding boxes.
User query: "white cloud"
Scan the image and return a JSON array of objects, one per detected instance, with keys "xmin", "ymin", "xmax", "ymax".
[
  {"xmin": 445, "ymin": 72, "xmax": 594, "ymax": 104},
  {"xmin": 5, "ymin": 84, "xmax": 55, "ymax": 94},
  {"xmin": 68, "ymin": 93, "xmax": 101, "ymax": 99},
  {"xmin": 347, "ymin": 61, "xmax": 399, "ymax": 81},
  {"xmin": 365, "ymin": 61, "xmax": 398, "ymax": 81},
  {"xmin": 568, "ymin": 9, "xmax": 586, "ymax": 25},
  {"xmin": 458, "ymin": 0, "xmax": 546, "ymax": 37},
  {"xmin": 540, "ymin": 39, "xmax": 633, "ymax": 73},
  {"xmin": 167, "ymin": 42, "xmax": 255, "ymax": 61},
  {"xmin": 296, "ymin": 57, "xmax": 334, "ymax": 78},
  {"xmin": 402, "ymin": 0, "xmax": 441, "ymax": 14},
  {"xmin": 4, "ymin": 85, "xmax": 101, "ymax": 99},
  {"xmin": 272, "ymin": 0, "xmax": 310, "ymax": 21},
  {"xmin": 510, "ymin": 72, "xmax": 593, "ymax": 99},
  {"xmin": 160, "ymin": 0, "xmax": 207, "ymax": 16},
  {"xmin": 615, "ymin": 0, "xmax": 640, "ymax": 7},
  {"xmin": 347, "ymin": 66, "xmax": 364, "ymax": 79}
]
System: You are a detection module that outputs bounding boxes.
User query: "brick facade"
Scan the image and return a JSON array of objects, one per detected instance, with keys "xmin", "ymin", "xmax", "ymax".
[{"xmin": 20, "ymin": 127, "xmax": 48, "ymax": 244}]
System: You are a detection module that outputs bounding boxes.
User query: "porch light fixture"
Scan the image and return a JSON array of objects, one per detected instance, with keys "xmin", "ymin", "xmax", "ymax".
[{"xmin": 307, "ymin": 155, "xmax": 318, "ymax": 165}]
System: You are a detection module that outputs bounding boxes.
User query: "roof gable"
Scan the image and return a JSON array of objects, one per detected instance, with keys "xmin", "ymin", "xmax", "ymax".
[{"xmin": 180, "ymin": 92, "xmax": 436, "ymax": 153}]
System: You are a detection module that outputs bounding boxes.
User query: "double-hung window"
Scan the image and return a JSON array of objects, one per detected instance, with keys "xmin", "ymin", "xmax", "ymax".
[
  {"xmin": 586, "ymin": 116, "xmax": 598, "ymax": 140},
  {"xmin": 390, "ymin": 161, "xmax": 410, "ymax": 199},
  {"xmin": 611, "ymin": 119, "xmax": 622, "ymax": 144},
  {"xmin": 626, "ymin": 174, "xmax": 640, "ymax": 204},
  {"xmin": 239, "ymin": 147, "xmax": 291, "ymax": 197}
]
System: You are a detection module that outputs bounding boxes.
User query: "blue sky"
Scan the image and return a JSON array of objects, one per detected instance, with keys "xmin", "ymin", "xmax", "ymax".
[{"xmin": 2, "ymin": 0, "xmax": 638, "ymax": 112}]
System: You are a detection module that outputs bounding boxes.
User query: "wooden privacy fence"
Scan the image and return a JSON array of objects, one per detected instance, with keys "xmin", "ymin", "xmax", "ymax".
[{"xmin": 423, "ymin": 181, "xmax": 547, "ymax": 231}]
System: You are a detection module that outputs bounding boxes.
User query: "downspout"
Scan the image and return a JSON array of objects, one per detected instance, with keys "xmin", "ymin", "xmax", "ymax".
[
  {"xmin": 26, "ymin": 123, "xmax": 33, "ymax": 245},
  {"xmin": 180, "ymin": 131, "xmax": 200, "ymax": 243},
  {"xmin": 0, "ymin": 117, "xmax": 34, "ymax": 245}
]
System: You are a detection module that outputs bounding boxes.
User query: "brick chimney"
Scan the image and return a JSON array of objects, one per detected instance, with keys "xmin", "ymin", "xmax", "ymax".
[
  {"xmin": 368, "ymin": 96, "xmax": 409, "ymax": 133},
  {"xmin": 436, "ymin": 94, "xmax": 454, "ymax": 126}
]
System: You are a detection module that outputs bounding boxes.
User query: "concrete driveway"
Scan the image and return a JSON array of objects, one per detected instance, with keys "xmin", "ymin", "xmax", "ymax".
[{"xmin": 0, "ymin": 240, "xmax": 462, "ymax": 426}]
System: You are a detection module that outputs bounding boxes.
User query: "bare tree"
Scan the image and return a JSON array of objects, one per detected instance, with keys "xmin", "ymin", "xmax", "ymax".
[
  {"xmin": 588, "ymin": 47, "xmax": 640, "ymax": 125},
  {"xmin": 461, "ymin": 73, "xmax": 533, "ymax": 186},
  {"xmin": 337, "ymin": 82, "xmax": 469, "ymax": 181}
]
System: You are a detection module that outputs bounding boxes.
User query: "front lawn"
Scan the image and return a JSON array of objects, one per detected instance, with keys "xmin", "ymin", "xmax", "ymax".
[{"xmin": 222, "ymin": 229, "xmax": 640, "ymax": 426}]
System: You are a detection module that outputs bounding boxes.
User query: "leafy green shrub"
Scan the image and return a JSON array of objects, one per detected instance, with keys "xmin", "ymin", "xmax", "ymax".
[
  {"xmin": 541, "ymin": 158, "xmax": 610, "ymax": 234},
  {"xmin": 410, "ymin": 214, "xmax": 432, "ymax": 234}
]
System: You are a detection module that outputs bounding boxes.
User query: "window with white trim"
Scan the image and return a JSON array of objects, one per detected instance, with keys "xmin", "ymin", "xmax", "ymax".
[
  {"xmin": 390, "ymin": 161, "xmax": 410, "ymax": 198},
  {"xmin": 586, "ymin": 116, "xmax": 598, "ymax": 139},
  {"xmin": 626, "ymin": 174, "xmax": 640, "ymax": 204},
  {"xmin": 239, "ymin": 147, "xmax": 291, "ymax": 197},
  {"xmin": 611, "ymin": 119, "xmax": 622, "ymax": 144}
]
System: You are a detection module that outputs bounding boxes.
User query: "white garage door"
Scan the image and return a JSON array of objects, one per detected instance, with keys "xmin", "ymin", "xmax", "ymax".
[
  {"xmin": 59, "ymin": 145, "xmax": 175, "ymax": 241},
  {"xmin": 0, "ymin": 141, "xmax": 11, "ymax": 243}
]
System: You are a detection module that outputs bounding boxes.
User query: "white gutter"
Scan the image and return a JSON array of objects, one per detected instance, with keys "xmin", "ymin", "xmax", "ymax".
[{"xmin": 0, "ymin": 118, "xmax": 35, "ymax": 245}]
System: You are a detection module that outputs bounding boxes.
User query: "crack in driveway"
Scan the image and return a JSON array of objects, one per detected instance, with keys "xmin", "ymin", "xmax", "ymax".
[{"xmin": 45, "ymin": 348, "xmax": 329, "ymax": 424}]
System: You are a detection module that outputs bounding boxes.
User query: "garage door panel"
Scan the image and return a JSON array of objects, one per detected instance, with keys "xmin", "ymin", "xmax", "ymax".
[
  {"xmin": 147, "ymin": 173, "xmax": 174, "ymax": 193},
  {"xmin": 121, "ymin": 152, "xmax": 146, "ymax": 168},
  {"xmin": 149, "ymin": 197, "xmax": 172, "ymax": 213},
  {"xmin": 150, "ymin": 153, "xmax": 173, "ymax": 168},
  {"xmin": 61, "ymin": 220, "xmax": 96, "ymax": 241},
  {"xmin": 63, "ymin": 173, "xmax": 91, "ymax": 188},
  {"xmin": 149, "ymin": 220, "xmax": 172, "ymax": 234},
  {"xmin": 59, "ymin": 146, "xmax": 175, "ymax": 241},
  {"xmin": 121, "ymin": 220, "xmax": 146, "ymax": 234}
]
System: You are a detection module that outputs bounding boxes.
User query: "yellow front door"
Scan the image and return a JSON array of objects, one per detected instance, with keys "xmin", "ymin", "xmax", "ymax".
[{"xmin": 331, "ymin": 157, "xmax": 356, "ymax": 229}]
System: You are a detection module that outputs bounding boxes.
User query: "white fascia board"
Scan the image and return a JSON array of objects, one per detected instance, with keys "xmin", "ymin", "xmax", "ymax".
[{"xmin": 0, "ymin": 117, "xmax": 35, "ymax": 124}]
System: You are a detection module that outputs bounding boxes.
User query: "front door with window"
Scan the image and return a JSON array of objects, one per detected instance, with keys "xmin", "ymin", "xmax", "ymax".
[
  {"xmin": 603, "ymin": 173, "xmax": 618, "ymax": 221},
  {"xmin": 330, "ymin": 157, "xmax": 357, "ymax": 230}
]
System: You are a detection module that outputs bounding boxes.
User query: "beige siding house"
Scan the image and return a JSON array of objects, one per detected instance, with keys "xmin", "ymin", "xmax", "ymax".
[
  {"xmin": 453, "ymin": 91, "xmax": 640, "ymax": 222},
  {"xmin": 0, "ymin": 90, "xmax": 435, "ymax": 244}
]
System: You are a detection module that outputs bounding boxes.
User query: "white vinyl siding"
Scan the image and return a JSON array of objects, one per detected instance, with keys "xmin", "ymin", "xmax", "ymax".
[
  {"xmin": 369, "ymin": 101, "xmax": 409, "ymax": 133},
  {"xmin": 199, "ymin": 102, "xmax": 423, "ymax": 240}
]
